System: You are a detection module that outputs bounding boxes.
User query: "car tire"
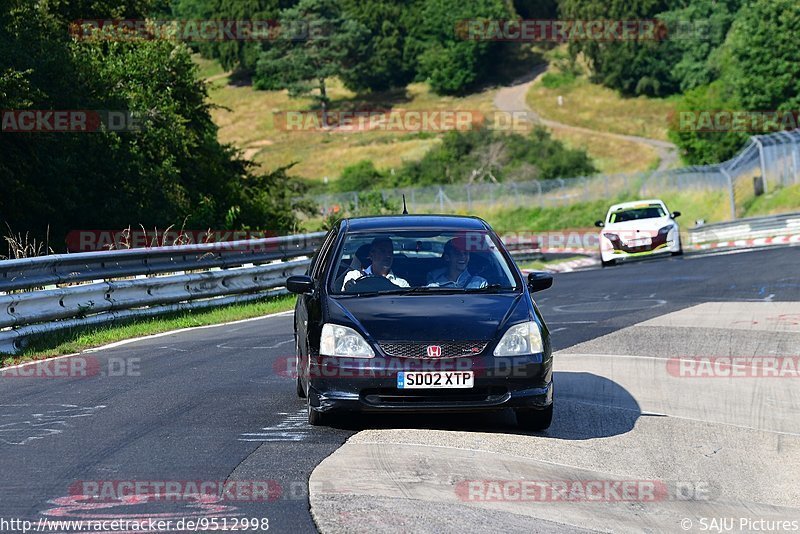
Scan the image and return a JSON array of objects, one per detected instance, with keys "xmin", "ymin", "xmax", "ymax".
[
  {"xmin": 307, "ymin": 398, "xmax": 326, "ymax": 426},
  {"xmin": 295, "ymin": 340, "xmax": 307, "ymax": 398},
  {"xmin": 515, "ymin": 404, "xmax": 553, "ymax": 431},
  {"xmin": 671, "ymin": 247, "xmax": 684, "ymax": 257},
  {"xmin": 601, "ymin": 258, "xmax": 616, "ymax": 268}
]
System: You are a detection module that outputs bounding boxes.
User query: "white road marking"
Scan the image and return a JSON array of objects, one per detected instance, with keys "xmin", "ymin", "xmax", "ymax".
[
  {"xmin": 0, "ymin": 404, "xmax": 106, "ymax": 445},
  {"xmin": 238, "ymin": 408, "xmax": 308, "ymax": 442},
  {"xmin": 216, "ymin": 338, "xmax": 293, "ymax": 350}
]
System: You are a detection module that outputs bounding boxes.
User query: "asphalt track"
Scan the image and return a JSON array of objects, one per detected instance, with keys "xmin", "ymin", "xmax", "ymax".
[{"xmin": 0, "ymin": 245, "xmax": 798, "ymax": 533}]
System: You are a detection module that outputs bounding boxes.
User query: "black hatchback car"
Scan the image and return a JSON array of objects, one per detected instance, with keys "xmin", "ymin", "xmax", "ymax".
[{"xmin": 287, "ymin": 215, "xmax": 554, "ymax": 430}]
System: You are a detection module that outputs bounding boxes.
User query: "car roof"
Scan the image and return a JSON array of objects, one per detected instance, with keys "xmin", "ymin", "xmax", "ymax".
[
  {"xmin": 607, "ymin": 199, "xmax": 666, "ymax": 212},
  {"xmin": 341, "ymin": 214, "xmax": 491, "ymax": 232}
]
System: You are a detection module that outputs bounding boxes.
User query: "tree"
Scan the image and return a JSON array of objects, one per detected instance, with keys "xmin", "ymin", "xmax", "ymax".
[
  {"xmin": 405, "ymin": 0, "xmax": 511, "ymax": 95},
  {"xmin": 0, "ymin": 0, "xmax": 313, "ymax": 249},
  {"xmin": 723, "ymin": 0, "xmax": 800, "ymax": 112},
  {"xmin": 172, "ymin": 0, "xmax": 293, "ymax": 75},
  {"xmin": 667, "ymin": 81, "xmax": 749, "ymax": 165},
  {"xmin": 254, "ymin": 0, "xmax": 369, "ymax": 119}
]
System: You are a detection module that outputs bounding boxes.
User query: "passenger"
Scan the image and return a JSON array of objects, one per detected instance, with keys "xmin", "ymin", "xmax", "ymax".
[
  {"xmin": 427, "ymin": 237, "xmax": 488, "ymax": 289},
  {"xmin": 342, "ymin": 237, "xmax": 409, "ymax": 291}
]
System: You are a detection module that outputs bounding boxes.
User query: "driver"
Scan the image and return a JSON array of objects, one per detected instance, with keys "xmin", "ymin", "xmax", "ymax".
[
  {"xmin": 342, "ymin": 236, "xmax": 409, "ymax": 291},
  {"xmin": 426, "ymin": 236, "xmax": 488, "ymax": 289}
]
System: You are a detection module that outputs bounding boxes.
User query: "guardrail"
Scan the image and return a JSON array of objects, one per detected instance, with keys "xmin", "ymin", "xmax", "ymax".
[
  {"xmin": 0, "ymin": 230, "xmax": 550, "ymax": 355},
  {"xmin": 689, "ymin": 212, "xmax": 800, "ymax": 244},
  {"xmin": 0, "ymin": 233, "xmax": 327, "ymax": 355}
]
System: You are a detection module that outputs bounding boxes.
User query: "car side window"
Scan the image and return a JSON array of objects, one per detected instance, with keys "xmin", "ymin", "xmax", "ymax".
[{"xmin": 311, "ymin": 227, "xmax": 339, "ymax": 281}]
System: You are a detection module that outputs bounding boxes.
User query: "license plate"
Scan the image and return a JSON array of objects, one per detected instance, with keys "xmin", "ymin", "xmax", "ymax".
[
  {"xmin": 397, "ymin": 371, "xmax": 474, "ymax": 389},
  {"xmin": 628, "ymin": 237, "xmax": 651, "ymax": 247}
]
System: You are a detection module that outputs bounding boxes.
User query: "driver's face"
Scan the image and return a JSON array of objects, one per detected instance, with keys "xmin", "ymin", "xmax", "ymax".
[
  {"xmin": 369, "ymin": 241, "xmax": 394, "ymax": 275},
  {"xmin": 445, "ymin": 247, "xmax": 469, "ymax": 274}
]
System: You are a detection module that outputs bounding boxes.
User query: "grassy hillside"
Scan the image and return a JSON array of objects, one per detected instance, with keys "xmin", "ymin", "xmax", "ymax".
[
  {"xmin": 198, "ymin": 54, "xmax": 659, "ymax": 182},
  {"xmin": 526, "ymin": 73, "xmax": 678, "ymax": 142}
]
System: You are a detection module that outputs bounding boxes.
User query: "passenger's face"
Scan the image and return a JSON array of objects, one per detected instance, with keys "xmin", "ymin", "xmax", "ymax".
[{"xmin": 369, "ymin": 241, "xmax": 393, "ymax": 274}]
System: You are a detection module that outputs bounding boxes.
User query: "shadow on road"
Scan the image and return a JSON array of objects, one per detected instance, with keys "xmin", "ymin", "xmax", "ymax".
[{"xmin": 326, "ymin": 371, "xmax": 640, "ymax": 440}]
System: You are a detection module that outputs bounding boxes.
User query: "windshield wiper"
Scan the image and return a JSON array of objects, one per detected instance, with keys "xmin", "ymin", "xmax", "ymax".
[{"xmin": 464, "ymin": 283, "xmax": 511, "ymax": 293}]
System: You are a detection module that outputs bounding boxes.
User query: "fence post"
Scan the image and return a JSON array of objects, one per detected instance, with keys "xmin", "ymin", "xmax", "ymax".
[
  {"xmin": 720, "ymin": 167, "xmax": 736, "ymax": 220},
  {"xmin": 354, "ymin": 192, "xmax": 359, "ymax": 212},
  {"xmin": 466, "ymin": 185, "xmax": 472, "ymax": 211},
  {"xmin": 754, "ymin": 137, "xmax": 769, "ymax": 194},
  {"xmin": 438, "ymin": 187, "xmax": 444, "ymax": 212},
  {"xmin": 536, "ymin": 180, "xmax": 543, "ymax": 208}
]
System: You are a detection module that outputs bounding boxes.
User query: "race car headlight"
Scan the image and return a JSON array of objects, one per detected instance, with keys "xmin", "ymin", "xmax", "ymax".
[
  {"xmin": 320, "ymin": 323, "xmax": 375, "ymax": 358},
  {"xmin": 493, "ymin": 321, "xmax": 544, "ymax": 356},
  {"xmin": 603, "ymin": 233, "xmax": 620, "ymax": 241},
  {"xmin": 658, "ymin": 225, "xmax": 673, "ymax": 235}
]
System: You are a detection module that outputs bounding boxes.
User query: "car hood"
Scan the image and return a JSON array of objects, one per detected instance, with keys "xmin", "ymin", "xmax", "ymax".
[
  {"xmin": 603, "ymin": 217, "xmax": 675, "ymax": 234},
  {"xmin": 327, "ymin": 293, "xmax": 528, "ymax": 342}
]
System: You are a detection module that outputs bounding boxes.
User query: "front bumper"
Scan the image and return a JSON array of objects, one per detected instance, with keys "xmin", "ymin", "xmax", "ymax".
[
  {"xmin": 600, "ymin": 230, "xmax": 681, "ymax": 262},
  {"xmin": 305, "ymin": 353, "xmax": 552, "ymax": 414}
]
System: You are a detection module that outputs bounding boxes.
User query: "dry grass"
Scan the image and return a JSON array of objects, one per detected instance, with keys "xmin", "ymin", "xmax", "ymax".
[
  {"xmin": 205, "ymin": 68, "xmax": 498, "ymax": 181},
  {"xmin": 526, "ymin": 72, "xmax": 677, "ymax": 142},
  {"xmin": 547, "ymin": 127, "xmax": 660, "ymax": 175},
  {"xmin": 3, "ymin": 225, "xmax": 54, "ymax": 259}
]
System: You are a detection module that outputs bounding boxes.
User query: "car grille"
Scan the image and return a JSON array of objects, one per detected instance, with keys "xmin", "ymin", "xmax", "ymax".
[
  {"xmin": 362, "ymin": 387, "xmax": 509, "ymax": 407},
  {"xmin": 379, "ymin": 341, "xmax": 488, "ymax": 359}
]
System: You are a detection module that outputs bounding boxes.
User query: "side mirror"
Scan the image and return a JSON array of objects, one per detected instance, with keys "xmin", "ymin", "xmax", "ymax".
[
  {"xmin": 286, "ymin": 275, "xmax": 314, "ymax": 294},
  {"xmin": 527, "ymin": 272, "xmax": 553, "ymax": 293},
  {"xmin": 594, "ymin": 220, "xmax": 605, "ymax": 228},
  {"xmin": 672, "ymin": 211, "xmax": 681, "ymax": 218}
]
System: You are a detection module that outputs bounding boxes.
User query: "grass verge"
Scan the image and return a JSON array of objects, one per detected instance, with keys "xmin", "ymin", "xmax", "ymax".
[{"xmin": 1, "ymin": 294, "xmax": 296, "ymax": 365}]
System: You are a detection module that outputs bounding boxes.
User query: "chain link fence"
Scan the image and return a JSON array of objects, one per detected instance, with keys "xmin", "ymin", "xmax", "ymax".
[{"xmin": 312, "ymin": 129, "xmax": 800, "ymax": 220}]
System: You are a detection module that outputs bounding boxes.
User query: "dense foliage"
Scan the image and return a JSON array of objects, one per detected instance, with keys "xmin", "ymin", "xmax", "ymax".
[
  {"xmin": 176, "ymin": 0, "xmax": 516, "ymax": 95},
  {"xmin": 0, "ymin": 0, "xmax": 312, "ymax": 250},
  {"xmin": 332, "ymin": 127, "xmax": 597, "ymax": 192}
]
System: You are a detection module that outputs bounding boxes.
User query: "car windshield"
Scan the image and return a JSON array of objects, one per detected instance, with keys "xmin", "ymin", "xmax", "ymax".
[
  {"xmin": 609, "ymin": 205, "xmax": 666, "ymax": 223},
  {"xmin": 329, "ymin": 230, "xmax": 519, "ymax": 295}
]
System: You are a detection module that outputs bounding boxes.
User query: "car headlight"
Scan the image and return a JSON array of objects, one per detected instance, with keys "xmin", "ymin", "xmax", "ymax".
[
  {"xmin": 658, "ymin": 225, "xmax": 673, "ymax": 235},
  {"xmin": 603, "ymin": 233, "xmax": 620, "ymax": 241},
  {"xmin": 320, "ymin": 323, "xmax": 375, "ymax": 358},
  {"xmin": 493, "ymin": 321, "xmax": 544, "ymax": 357}
]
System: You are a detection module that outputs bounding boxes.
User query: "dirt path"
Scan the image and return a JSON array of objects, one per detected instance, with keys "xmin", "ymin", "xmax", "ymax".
[{"xmin": 493, "ymin": 64, "xmax": 679, "ymax": 172}]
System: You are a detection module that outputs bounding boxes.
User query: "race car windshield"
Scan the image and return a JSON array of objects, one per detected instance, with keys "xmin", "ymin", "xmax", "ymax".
[
  {"xmin": 609, "ymin": 206, "xmax": 666, "ymax": 223},
  {"xmin": 329, "ymin": 230, "xmax": 519, "ymax": 295}
]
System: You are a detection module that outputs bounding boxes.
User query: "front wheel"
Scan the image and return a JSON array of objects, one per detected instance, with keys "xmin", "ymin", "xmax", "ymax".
[
  {"xmin": 600, "ymin": 258, "xmax": 616, "ymax": 268},
  {"xmin": 671, "ymin": 247, "xmax": 684, "ymax": 257},
  {"xmin": 515, "ymin": 404, "xmax": 553, "ymax": 431},
  {"xmin": 295, "ymin": 340, "xmax": 306, "ymax": 398},
  {"xmin": 307, "ymin": 397, "xmax": 327, "ymax": 426}
]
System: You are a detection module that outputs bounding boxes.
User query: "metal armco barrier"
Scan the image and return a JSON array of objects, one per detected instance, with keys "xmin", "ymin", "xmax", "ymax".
[
  {"xmin": 0, "ymin": 229, "xmax": 555, "ymax": 355},
  {"xmin": 0, "ymin": 233, "xmax": 327, "ymax": 355},
  {"xmin": 689, "ymin": 212, "xmax": 800, "ymax": 244}
]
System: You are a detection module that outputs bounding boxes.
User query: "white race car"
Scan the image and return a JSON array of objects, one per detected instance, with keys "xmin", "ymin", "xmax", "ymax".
[{"xmin": 595, "ymin": 199, "xmax": 683, "ymax": 267}]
